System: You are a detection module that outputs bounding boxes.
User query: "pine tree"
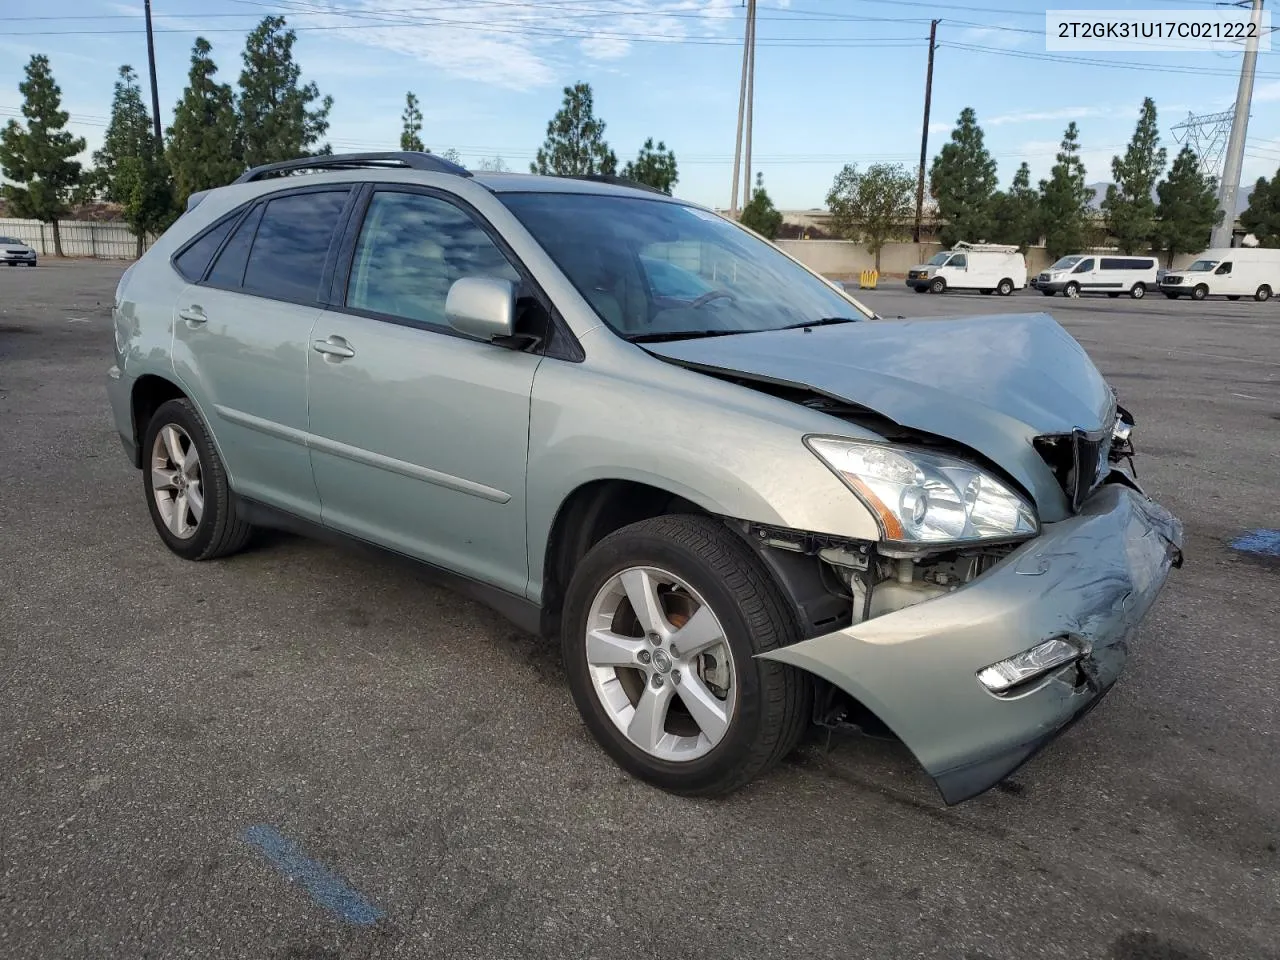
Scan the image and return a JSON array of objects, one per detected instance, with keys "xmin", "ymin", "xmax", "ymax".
[
  {"xmin": 1240, "ymin": 167, "xmax": 1280, "ymax": 247},
  {"xmin": 826, "ymin": 162, "xmax": 916, "ymax": 269},
  {"xmin": 991, "ymin": 162, "xmax": 1039, "ymax": 250},
  {"xmin": 401, "ymin": 92, "xmax": 425, "ymax": 152},
  {"xmin": 622, "ymin": 138, "xmax": 678, "ymax": 194},
  {"xmin": 238, "ymin": 16, "xmax": 333, "ymax": 168},
  {"xmin": 1155, "ymin": 147, "xmax": 1221, "ymax": 266},
  {"xmin": 1102, "ymin": 97, "xmax": 1166, "ymax": 253},
  {"xmin": 531, "ymin": 83, "xmax": 616, "ymax": 176},
  {"xmin": 1039, "ymin": 122, "xmax": 1095, "ymax": 260},
  {"xmin": 0, "ymin": 55, "xmax": 85, "ymax": 257},
  {"xmin": 928, "ymin": 107, "xmax": 998, "ymax": 246},
  {"xmin": 167, "ymin": 38, "xmax": 242, "ymax": 209},
  {"xmin": 95, "ymin": 66, "xmax": 173, "ymax": 256},
  {"xmin": 739, "ymin": 172, "xmax": 782, "ymax": 239}
]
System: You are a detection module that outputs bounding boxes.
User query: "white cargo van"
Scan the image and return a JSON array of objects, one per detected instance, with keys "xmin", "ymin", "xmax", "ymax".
[
  {"xmin": 906, "ymin": 242, "xmax": 1027, "ymax": 296},
  {"xmin": 1034, "ymin": 254, "xmax": 1159, "ymax": 299},
  {"xmin": 1158, "ymin": 248, "xmax": 1280, "ymax": 301}
]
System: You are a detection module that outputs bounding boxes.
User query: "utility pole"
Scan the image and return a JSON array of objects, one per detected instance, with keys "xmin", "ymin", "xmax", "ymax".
[
  {"xmin": 913, "ymin": 19, "xmax": 939, "ymax": 244},
  {"xmin": 1210, "ymin": 0, "xmax": 1264, "ymax": 249},
  {"xmin": 729, "ymin": 0, "xmax": 757, "ymax": 217},
  {"xmin": 144, "ymin": 0, "xmax": 163, "ymax": 144},
  {"xmin": 742, "ymin": 0, "xmax": 757, "ymax": 213}
]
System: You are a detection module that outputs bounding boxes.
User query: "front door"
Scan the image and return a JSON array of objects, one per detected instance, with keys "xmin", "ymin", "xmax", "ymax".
[{"xmin": 306, "ymin": 187, "xmax": 542, "ymax": 596}]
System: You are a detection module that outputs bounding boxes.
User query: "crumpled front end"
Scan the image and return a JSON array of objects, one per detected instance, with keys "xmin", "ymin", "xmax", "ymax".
[{"xmin": 759, "ymin": 481, "xmax": 1184, "ymax": 804}]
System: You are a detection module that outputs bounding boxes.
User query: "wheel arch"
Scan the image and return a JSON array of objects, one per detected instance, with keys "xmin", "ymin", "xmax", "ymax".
[{"xmin": 130, "ymin": 374, "xmax": 190, "ymax": 468}]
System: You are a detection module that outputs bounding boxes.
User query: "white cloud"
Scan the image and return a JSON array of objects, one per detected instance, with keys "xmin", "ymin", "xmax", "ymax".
[
  {"xmin": 987, "ymin": 106, "xmax": 1103, "ymax": 127},
  {"xmin": 289, "ymin": 0, "xmax": 742, "ymax": 90},
  {"xmin": 957, "ymin": 26, "xmax": 1029, "ymax": 49},
  {"xmin": 1253, "ymin": 80, "xmax": 1280, "ymax": 103}
]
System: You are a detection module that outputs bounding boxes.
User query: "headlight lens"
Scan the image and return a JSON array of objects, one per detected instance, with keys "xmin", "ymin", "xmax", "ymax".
[{"xmin": 806, "ymin": 437, "xmax": 1038, "ymax": 544}]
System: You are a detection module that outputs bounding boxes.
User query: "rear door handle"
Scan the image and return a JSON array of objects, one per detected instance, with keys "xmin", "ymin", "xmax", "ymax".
[
  {"xmin": 312, "ymin": 336, "xmax": 355, "ymax": 360},
  {"xmin": 178, "ymin": 305, "xmax": 207, "ymax": 325}
]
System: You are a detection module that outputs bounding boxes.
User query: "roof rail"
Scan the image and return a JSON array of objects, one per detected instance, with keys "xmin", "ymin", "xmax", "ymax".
[
  {"xmin": 231, "ymin": 151, "xmax": 472, "ymax": 185},
  {"xmin": 553, "ymin": 174, "xmax": 669, "ymax": 196}
]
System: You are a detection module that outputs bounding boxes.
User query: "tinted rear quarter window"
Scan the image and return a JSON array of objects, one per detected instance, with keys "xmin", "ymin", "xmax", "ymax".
[
  {"xmin": 243, "ymin": 190, "xmax": 350, "ymax": 303},
  {"xmin": 173, "ymin": 215, "xmax": 237, "ymax": 282},
  {"xmin": 206, "ymin": 204, "xmax": 264, "ymax": 289}
]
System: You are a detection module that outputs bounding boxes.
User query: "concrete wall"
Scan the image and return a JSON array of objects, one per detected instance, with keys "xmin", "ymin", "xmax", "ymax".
[
  {"xmin": 0, "ymin": 218, "xmax": 150, "ymax": 259},
  {"xmin": 776, "ymin": 239, "xmax": 1202, "ymax": 280}
]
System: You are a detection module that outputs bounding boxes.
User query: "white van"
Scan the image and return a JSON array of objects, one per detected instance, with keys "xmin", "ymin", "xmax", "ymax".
[
  {"xmin": 1034, "ymin": 254, "xmax": 1159, "ymax": 299},
  {"xmin": 906, "ymin": 242, "xmax": 1027, "ymax": 296},
  {"xmin": 1158, "ymin": 248, "xmax": 1280, "ymax": 301}
]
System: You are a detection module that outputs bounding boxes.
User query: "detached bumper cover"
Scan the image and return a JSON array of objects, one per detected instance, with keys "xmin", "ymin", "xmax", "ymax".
[{"xmin": 760, "ymin": 482, "xmax": 1183, "ymax": 804}]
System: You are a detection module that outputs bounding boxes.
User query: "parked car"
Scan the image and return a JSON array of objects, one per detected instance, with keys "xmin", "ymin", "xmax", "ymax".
[
  {"xmin": 905, "ymin": 242, "xmax": 1026, "ymax": 296},
  {"xmin": 1, "ymin": 236, "xmax": 37, "ymax": 266},
  {"xmin": 1158, "ymin": 247, "xmax": 1279, "ymax": 301},
  {"xmin": 105, "ymin": 152, "xmax": 1184, "ymax": 804},
  {"xmin": 1035, "ymin": 254, "xmax": 1159, "ymax": 299}
]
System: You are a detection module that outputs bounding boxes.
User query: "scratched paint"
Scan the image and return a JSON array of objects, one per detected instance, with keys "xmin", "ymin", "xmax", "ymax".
[
  {"xmin": 243, "ymin": 825, "xmax": 384, "ymax": 925},
  {"xmin": 1229, "ymin": 529, "xmax": 1280, "ymax": 559}
]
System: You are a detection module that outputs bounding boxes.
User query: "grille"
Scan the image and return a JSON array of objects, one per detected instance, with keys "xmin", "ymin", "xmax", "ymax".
[
  {"xmin": 1038, "ymin": 272, "xmax": 1050, "ymax": 281},
  {"xmin": 1163, "ymin": 275, "xmax": 1183, "ymax": 285},
  {"xmin": 1034, "ymin": 428, "xmax": 1114, "ymax": 512}
]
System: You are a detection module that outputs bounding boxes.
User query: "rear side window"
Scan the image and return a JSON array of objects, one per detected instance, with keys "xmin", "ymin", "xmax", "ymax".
[
  {"xmin": 1100, "ymin": 257, "xmax": 1155, "ymax": 270},
  {"xmin": 242, "ymin": 190, "xmax": 350, "ymax": 303},
  {"xmin": 173, "ymin": 215, "xmax": 236, "ymax": 282},
  {"xmin": 206, "ymin": 204, "xmax": 263, "ymax": 289}
]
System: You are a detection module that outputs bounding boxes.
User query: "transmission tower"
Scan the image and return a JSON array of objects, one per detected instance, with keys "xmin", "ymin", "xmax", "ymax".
[{"xmin": 1170, "ymin": 110, "xmax": 1235, "ymax": 181}]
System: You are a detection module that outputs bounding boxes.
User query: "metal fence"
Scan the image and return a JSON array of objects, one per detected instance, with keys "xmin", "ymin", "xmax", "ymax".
[{"xmin": 0, "ymin": 218, "xmax": 153, "ymax": 259}]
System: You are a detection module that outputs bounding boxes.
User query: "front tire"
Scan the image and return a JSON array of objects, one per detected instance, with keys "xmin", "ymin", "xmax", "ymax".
[
  {"xmin": 929, "ymin": 277, "xmax": 946, "ymax": 294},
  {"xmin": 142, "ymin": 398, "xmax": 253, "ymax": 561},
  {"xmin": 1064, "ymin": 281, "xmax": 1081, "ymax": 298},
  {"xmin": 1192, "ymin": 284, "xmax": 1209, "ymax": 301},
  {"xmin": 561, "ymin": 515, "xmax": 810, "ymax": 797}
]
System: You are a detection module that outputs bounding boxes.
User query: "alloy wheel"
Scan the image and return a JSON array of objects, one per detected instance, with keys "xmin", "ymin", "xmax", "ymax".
[
  {"xmin": 584, "ymin": 565, "xmax": 737, "ymax": 762},
  {"xmin": 150, "ymin": 424, "xmax": 204, "ymax": 540}
]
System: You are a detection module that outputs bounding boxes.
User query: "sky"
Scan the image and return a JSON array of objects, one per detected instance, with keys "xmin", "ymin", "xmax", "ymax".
[{"xmin": 3, "ymin": 0, "xmax": 1280, "ymax": 210}]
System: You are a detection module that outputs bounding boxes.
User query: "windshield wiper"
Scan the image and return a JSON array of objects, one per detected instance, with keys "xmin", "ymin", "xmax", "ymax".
[
  {"xmin": 774, "ymin": 316, "xmax": 861, "ymax": 331},
  {"xmin": 626, "ymin": 329, "xmax": 747, "ymax": 343}
]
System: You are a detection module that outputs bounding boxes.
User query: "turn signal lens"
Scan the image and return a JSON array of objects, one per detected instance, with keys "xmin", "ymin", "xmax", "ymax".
[{"xmin": 977, "ymin": 637, "xmax": 1083, "ymax": 694}]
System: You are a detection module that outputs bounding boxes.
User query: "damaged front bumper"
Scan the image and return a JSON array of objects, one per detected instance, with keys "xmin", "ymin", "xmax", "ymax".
[{"xmin": 759, "ymin": 482, "xmax": 1184, "ymax": 804}]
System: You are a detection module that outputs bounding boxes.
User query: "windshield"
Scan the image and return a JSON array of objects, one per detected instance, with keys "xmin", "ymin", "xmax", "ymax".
[
  {"xmin": 927, "ymin": 252, "xmax": 950, "ymax": 266},
  {"xmin": 1049, "ymin": 256, "xmax": 1082, "ymax": 270},
  {"xmin": 498, "ymin": 192, "xmax": 870, "ymax": 339},
  {"xmin": 1187, "ymin": 259, "xmax": 1218, "ymax": 272}
]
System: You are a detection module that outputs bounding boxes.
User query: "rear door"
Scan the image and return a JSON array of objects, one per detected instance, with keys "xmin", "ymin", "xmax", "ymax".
[
  {"xmin": 171, "ymin": 186, "xmax": 356, "ymax": 521},
  {"xmin": 306, "ymin": 185, "xmax": 544, "ymax": 596}
]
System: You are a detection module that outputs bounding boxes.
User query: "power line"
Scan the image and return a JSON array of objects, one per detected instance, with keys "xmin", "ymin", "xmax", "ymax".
[{"xmin": 943, "ymin": 40, "xmax": 1280, "ymax": 78}]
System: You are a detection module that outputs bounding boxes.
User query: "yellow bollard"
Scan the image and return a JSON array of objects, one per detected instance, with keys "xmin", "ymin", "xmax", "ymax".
[{"xmin": 858, "ymin": 268, "xmax": 879, "ymax": 289}]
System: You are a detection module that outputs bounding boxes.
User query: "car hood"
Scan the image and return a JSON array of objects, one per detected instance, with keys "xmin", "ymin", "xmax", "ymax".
[{"xmin": 642, "ymin": 312, "xmax": 1116, "ymax": 521}]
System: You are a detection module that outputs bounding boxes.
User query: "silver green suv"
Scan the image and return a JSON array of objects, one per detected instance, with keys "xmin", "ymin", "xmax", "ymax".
[{"xmin": 106, "ymin": 152, "xmax": 1183, "ymax": 803}]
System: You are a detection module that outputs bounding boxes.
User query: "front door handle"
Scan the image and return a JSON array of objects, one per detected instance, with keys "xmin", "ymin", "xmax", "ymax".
[
  {"xmin": 312, "ymin": 336, "xmax": 355, "ymax": 360},
  {"xmin": 178, "ymin": 305, "xmax": 207, "ymax": 325}
]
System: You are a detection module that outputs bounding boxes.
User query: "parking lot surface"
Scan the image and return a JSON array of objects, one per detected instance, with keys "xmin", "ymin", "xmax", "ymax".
[{"xmin": 2, "ymin": 261, "xmax": 1278, "ymax": 960}]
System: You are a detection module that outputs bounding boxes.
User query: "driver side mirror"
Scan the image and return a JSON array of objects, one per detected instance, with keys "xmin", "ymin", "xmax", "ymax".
[{"xmin": 446, "ymin": 277, "xmax": 517, "ymax": 341}]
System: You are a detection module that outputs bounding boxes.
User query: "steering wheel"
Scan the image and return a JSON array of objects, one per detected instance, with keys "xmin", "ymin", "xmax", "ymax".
[{"xmin": 689, "ymin": 289, "xmax": 737, "ymax": 309}]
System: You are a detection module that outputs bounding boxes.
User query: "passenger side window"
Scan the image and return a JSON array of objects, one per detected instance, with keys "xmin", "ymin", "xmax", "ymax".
[
  {"xmin": 948, "ymin": 254, "xmax": 967, "ymax": 268},
  {"xmin": 345, "ymin": 191, "xmax": 520, "ymax": 328},
  {"xmin": 1073, "ymin": 258, "xmax": 1095, "ymax": 273},
  {"xmin": 242, "ymin": 190, "xmax": 351, "ymax": 303},
  {"xmin": 173, "ymin": 214, "xmax": 236, "ymax": 282},
  {"xmin": 206, "ymin": 204, "xmax": 264, "ymax": 289},
  {"xmin": 1215, "ymin": 262, "xmax": 1232, "ymax": 275}
]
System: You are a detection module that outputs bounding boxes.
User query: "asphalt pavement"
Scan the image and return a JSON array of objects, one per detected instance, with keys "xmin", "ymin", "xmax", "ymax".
[{"xmin": 2, "ymin": 260, "xmax": 1277, "ymax": 960}]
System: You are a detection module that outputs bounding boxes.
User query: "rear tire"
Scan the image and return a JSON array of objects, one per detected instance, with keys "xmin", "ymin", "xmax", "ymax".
[
  {"xmin": 561, "ymin": 515, "xmax": 811, "ymax": 797},
  {"xmin": 929, "ymin": 277, "xmax": 946, "ymax": 294},
  {"xmin": 1130, "ymin": 283, "xmax": 1146, "ymax": 299},
  {"xmin": 1191, "ymin": 284, "xmax": 1209, "ymax": 301},
  {"xmin": 141, "ymin": 398, "xmax": 253, "ymax": 561},
  {"xmin": 997, "ymin": 278, "xmax": 1014, "ymax": 296},
  {"xmin": 1256, "ymin": 285, "xmax": 1272, "ymax": 302}
]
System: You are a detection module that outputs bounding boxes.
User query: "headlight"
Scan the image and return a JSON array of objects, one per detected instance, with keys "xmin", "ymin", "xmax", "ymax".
[{"xmin": 806, "ymin": 437, "xmax": 1038, "ymax": 545}]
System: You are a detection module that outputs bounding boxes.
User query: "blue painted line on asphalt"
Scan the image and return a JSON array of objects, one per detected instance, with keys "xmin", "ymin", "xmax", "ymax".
[
  {"xmin": 243, "ymin": 825, "xmax": 384, "ymax": 926},
  {"xmin": 1229, "ymin": 529, "xmax": 1280, "ymax": 558}
]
